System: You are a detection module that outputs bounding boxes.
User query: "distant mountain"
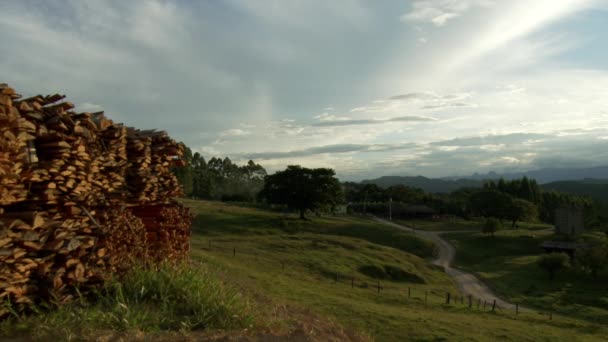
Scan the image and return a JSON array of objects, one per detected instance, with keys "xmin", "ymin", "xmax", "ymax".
[
  {"xmin": 542, "ymin": 179, "xmax": 608, "ymax": 203},
  {"xmin": 361, "ymin": 166, "xmax": 608, "ymax": 194},
  {"xmin": 443, "ymin": 166, "xmax": 608, "ymax": 184},
  {"xmin": 361, "ymin": 176, "xmax": 483, "ymax": 193}
]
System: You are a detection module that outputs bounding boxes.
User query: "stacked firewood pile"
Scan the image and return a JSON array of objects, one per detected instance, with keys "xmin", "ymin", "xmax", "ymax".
[{"xmin": 0, "ymin": 83, "xmax": 192, "ymax": 315}]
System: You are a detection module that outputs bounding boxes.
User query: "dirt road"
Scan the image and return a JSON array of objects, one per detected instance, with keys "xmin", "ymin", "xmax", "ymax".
[{"xmin": 374, "ymin": 217, "xmax": 521, "ymax": 311}]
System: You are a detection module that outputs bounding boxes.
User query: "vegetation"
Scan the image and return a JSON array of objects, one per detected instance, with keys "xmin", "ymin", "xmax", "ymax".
[
  {"xmin": 259, "ymin": 165, "xmax": 343, "ymax": 219},
  {"xmin": 482, "ymin": 217, "xmax": 502, "ymax": 236},
  {"xmin": 445, "ymin": 227, "xmax": 608, "ymax": 324},
  {"xmin": 578, "ymin": 245, "xmax": 608, "ymax": 278},
  {"xmin": 185, "ymin": 200, "xmax": 608, "ymax": 341},
  {"xmin": 173, "ymin": 146, "xmax": 267, "ymax": 202},
  {"xmin": 537, "ymin": 253, "xmax": 570, "ymax": 280},
  {"xmin": 4, "ymin": 199, "xmax": 608, "ymax": 340},
  {"xmin": 1, "ymin": 263, "xmax": 252, "ymax": 340}
]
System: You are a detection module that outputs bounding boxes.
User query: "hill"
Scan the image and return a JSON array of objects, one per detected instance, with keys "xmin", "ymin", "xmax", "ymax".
[
  {"xmin": 184, "ymin": 200, "xmax": 607, "ymax": 340},
  {"xmin": 5, "ymin": 200, "xmax": 608, "ymax": 340},
  {"xmin": 445, "ymin": 166, "xmax": 608, "ymax": 184},
  {"xmin": 542, "ymin": 179, "xmax": 608, "ymax": 203},
  {"xmin": 361, "ymin": 176, "xmax": 483, "ymax": 193}
]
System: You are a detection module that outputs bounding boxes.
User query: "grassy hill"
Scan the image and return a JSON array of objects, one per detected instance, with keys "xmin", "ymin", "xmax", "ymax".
[
  {"xmin": 186, "ymin": 200, "xmax": 608, "ymax": 341},
  {"xmin": 444, "ymin": 228, "xmax": 608, "ymax": 325},
  {"xmin": 3, "ymin": 200, "xmax": 608, "ymax": 341}
]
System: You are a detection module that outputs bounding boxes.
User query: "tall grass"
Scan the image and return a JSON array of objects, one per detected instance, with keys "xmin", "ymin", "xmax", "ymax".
[{"xmin": 1, "ymin": 263, "xmax": 252, "ymax": 340}]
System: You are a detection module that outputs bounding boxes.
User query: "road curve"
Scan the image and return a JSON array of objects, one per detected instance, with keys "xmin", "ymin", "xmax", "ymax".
[{"xmin": 373, "ymin": 217, "xmax": 521, "ymax": 311}]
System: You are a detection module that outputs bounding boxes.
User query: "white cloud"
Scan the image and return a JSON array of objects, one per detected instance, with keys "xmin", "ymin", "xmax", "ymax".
[
  {"xmin": 401, "ymin": 0, "xmax": 492, "ymax": 26},
  {"xmin": 220, "ymin": 129, "xmax": 251, "ymax": 137},
  {"xmin": 75, "ymin": 102, "xmax": 103, "ymax": 112}
]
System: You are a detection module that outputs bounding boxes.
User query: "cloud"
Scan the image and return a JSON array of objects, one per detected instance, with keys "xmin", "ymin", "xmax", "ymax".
[
  {"xmin": 431, "ymin": 133, "xmax": 550, "ymax": 147},
  {"xmin": 421, "ymin": 102, "xmax": 469, "ymax": 110},
  {"xmin": 400, "ymin": 0, "xmax": 489, "ymax": 27},
  {"xmin": 312, "ymin": 115, "xmax": 436, "ymax": 127},
  {"xmin": 389, "ymin": 92, "xmax": 439, "ymax": 101},
  {"xmin": 75, "ymin": 102, "xmax": 103, "ymax": 112},
  {"xmin": 242, "ymin": 142, "xmax": 419, "ymax": 160},
  {"xmin": 220, "ymin": 128, "xmax": 250, "ymax": 137}
]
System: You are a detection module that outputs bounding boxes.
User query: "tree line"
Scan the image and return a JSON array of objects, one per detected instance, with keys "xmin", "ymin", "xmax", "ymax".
[
  {"xmin": 344, "ymin": 176, "xmax": 605, "ymax": 229},
  {"xmin": 172, "ymin": 144, "xmax": 604, "ymax": 227},
  {"xmin": 172, "ymin": 146, "xmax": 267, "ymax": 202}
]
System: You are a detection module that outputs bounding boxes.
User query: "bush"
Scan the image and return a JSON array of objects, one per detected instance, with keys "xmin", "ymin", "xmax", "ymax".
[
  {"xmin": 482, "ymin": 217, "xmax": 502, "ymax": 236},
  {"xmin": 358, "ymin": 264, "xmax": 426, "ymax": 283},
  {"xmin": 577, "ymin": 246, "xmax": 608, "ymax": 278},
  {"xmin": 538, "ymin": 253, "xmax": 570, "ymax": 280}
]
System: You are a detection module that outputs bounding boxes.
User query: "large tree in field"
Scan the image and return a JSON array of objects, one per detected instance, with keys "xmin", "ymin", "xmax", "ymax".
[
  {"xmin": 506, "ymin": 198, "xmax": 538, "ymax": 228},
  {"xmin": 260, "ymin": 165, "xmax": 343, "ymax": 219}
]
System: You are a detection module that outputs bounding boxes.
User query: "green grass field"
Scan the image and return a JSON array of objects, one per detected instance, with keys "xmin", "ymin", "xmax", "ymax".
[
  {"xmin": 185, "ymin": 199, "xmax": 608, "ymax": 341},
  {"xmin": 3, "ymin": 200, "xmax": 608, "ymax": 341},
  {"xmin": 394, "ymin": 217, "xmax": 552, "ymax": 232},
  {"xmin": 444, "ymin": 226, "xmax": 608, "ymax": 325}
]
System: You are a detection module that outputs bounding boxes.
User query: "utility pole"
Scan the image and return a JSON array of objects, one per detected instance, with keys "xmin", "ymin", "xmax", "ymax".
[
  {"xmin": 389, "ymin": 197, "xmax": 392, "ymax": 220},
  {"xmin": 363, "ymin": 191, "xmax": 367, "ymax": 214}
]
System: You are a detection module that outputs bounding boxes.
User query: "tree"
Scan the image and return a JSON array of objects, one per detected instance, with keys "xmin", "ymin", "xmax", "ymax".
[
  {"xmin": 506, "ymin": 198, "xmax": 538, "ymax": 228},
  {"xmin": 469, "ymin": 190, "xmax": 513, "ymax": 219},
  {"xmin": 482, "ymin": 217, "xmax": 501, "ymax": 237},
  {"xmin": 260, "ymin": 165, "xmax": 343, "ymax": 219},
  {"xmin": 538, "ymin": 253, "xmax": 569, "ymax": 280},
  {"xmin": 578, "ymin": 246, "xmax": 608, "ymax": 278}
]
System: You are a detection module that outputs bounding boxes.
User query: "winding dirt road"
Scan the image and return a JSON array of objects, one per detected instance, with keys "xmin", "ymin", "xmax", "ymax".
[{"xmin": 374, "ymin": 217, "xmax": 521, "ymax": 311}]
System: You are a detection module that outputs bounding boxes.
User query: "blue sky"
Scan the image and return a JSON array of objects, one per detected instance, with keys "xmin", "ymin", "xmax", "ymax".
[{"xmin": 1, "ymin": 0, "xmax": 608, "ymax": 180}]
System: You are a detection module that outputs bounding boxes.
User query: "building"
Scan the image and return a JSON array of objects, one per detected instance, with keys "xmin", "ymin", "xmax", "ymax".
[
  {"xmin": 554, "ymin": 206, "xmax": 585, "ymax": 236},
  {"xmin": 540, "ymin": 241, "xmax": 588, "ymax": 258}
]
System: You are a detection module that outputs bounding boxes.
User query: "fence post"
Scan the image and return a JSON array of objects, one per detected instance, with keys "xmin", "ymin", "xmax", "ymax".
[
  {"xmin": 377, "ymin": 281, "xmax": 381, "ymax": 293},
  {"xmin": 549, "ymin": 310, "xmax": 553, "ymax": 320},
  {"xmin": 483, "ymin": 300, "xmax": 486, "ymax": 310},
  {"xmin": 446, "ymin": 292, "xmax": 451, "ymax": 304},
  {"xmin": 468, "ymin": 295, "xmax": 472, "ymax": 308},
  {"xmin": 408, "ymin": 287, "xmax": 411, "ymax": 298},
  {"xmin": 492, "ymin": 300, "xmax": 496, "ymax": 312}
]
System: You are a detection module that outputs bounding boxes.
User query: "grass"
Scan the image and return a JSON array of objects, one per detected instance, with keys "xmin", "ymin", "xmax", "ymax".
[
  {"xmin": 394, "ymin": 216, "xmax": 552, "ymax": 232},
  {"xmin": 184, "ymin": 199, "xmax": 608, "ymax": 341},
  {"xmin": 1, "ymin": 263, "xmax": 253, "ymax": 341},
  {"xmin": 444, "ymin": 226, "xmax": 608, "ymax": 324},
  {"xmin": 4, "ymin": 200, "xmax": 608, "ymax": 340}
]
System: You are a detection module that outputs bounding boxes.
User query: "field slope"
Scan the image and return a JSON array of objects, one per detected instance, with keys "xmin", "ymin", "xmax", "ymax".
[{"xmin": 185, "ymin": 199, "xmax": 608, "ymax": 341}]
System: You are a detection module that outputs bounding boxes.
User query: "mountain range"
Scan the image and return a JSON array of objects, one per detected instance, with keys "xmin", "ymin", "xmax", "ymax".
[{"xmin": 361, "ymin": 166, "xmax": 608, "ymax": 198}]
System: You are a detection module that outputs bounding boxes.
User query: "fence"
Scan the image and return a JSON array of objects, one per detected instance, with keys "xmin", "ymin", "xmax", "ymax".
[{"xmin": 201, "ymin": 239, "xmax": 558, "ymax": 321}]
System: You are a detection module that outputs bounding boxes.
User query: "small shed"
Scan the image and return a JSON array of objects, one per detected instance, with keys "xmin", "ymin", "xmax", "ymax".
[
  {"xmin": 540, "ymin": 240, "xmax": 588, "ymax": 258},
  {"xmin": 554, "ymin": 206, "xmax": 584, "ymax": 236},
  {"xmin": 403, "ymin": 205, "xmax": 437, "ymax": 219}
]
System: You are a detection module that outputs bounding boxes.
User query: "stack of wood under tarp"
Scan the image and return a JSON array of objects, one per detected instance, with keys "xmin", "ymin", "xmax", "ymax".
[{"xmin": 0, "ymin": 83, "xmax": 192, "ymax": 316}]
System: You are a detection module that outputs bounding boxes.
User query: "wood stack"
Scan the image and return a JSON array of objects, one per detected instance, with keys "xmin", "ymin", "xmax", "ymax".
[
  {"xmin": 130, "ymin": 205, "xmax": 192, "ymax": 263},
  {"xmin": 0, "ymin": 83, "xmax": 192, "ymax": 315}
]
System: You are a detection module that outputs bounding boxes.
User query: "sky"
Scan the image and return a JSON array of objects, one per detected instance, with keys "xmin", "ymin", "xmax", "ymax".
[{"xmin": 1, "ymin": 0, "xmax": 608, "ymax": 180}]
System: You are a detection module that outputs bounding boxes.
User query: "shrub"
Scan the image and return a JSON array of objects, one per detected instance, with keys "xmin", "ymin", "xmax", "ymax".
[
  {"xmin": 482, "ymin": 217, "xmax": 502, "ymax": 236},
  {"xmin": 577, "ymin": 246, "xmax": 608, "ymax": 278},
  {"xmin": 538, "ymin": 253, "xmax": 570, "ymax": 280}
]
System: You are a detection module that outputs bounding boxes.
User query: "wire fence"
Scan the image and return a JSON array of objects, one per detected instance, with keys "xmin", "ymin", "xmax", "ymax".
[{"xmin": 201, "ymin": 240, "xmax": 559, "ymax": 321}]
